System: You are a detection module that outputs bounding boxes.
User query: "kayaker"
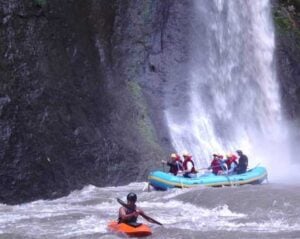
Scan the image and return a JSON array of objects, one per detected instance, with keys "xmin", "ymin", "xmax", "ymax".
[
  {"xmin": 236, "ymin": 150, "xmax": 248, "ymax": 174},
  {"xmin": 182, "ymin": 152, "xmax": 197, "ymax": 178},
  {"xmin": 161, "ymin": 153, "xmax": 183, "ymax": 176},
  {"xmin": 225, "ymin": 153, "xmax": 238, "ymax": 175},
  {"xmin": 118, "ymin": 193, "xmax": 144, "ymax": 224},
  {"xmin": 208, "ymin": 154, "xmax": 225, "ymax": 175}
]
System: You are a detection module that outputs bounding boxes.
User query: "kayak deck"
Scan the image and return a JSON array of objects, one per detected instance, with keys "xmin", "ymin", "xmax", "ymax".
[{"xmin": 108, "ymin": 221, "xmax": 152, "ymax": 237}]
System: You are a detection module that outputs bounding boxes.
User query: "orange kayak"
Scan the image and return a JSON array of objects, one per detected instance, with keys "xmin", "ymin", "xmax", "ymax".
[{"xmin": 107, "ymin": 221, "xmax": 152, "ymax": 237}]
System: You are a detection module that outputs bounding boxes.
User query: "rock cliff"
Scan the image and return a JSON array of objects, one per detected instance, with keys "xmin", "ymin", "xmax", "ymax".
[
  {"xmin": 273, "ymin": 0, "xmax": 300, "ymax": 156},
  {"xmin": 0, "ymin": 0, "xmax": 186, "ymax": 204}
]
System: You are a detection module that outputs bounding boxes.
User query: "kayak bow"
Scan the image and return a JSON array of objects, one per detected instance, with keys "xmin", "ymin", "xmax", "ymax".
[{"xmin": 108, "ymin": 221, "xmax": 152, "ymax": 237}]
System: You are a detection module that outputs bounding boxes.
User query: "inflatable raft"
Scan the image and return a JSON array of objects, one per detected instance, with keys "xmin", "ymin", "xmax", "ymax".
[
  {"xmin": 107, "ymin": 221, "xmax": 152, "ymax": 237},
  {"xmin": 148, "ymin": 166, "xmax": 268, "ymax": 190}
]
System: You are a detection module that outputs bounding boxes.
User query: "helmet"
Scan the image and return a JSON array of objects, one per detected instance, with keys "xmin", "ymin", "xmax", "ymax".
[
  {"xmin": 182, "ymin": 151, "xmax": 190, "ymax": 157},
  {"xmin": 236, "ymin": 150, "xmax": 243, "ymax": 155},
  {"xmin": 226, "ymin": 153, "xmax": 232, "ymax": 158},
  {"xmin": 127, "ymin": 192, "xmax": 137, "ymax": 202},
  {"xmin": 171, "ymin": 153, "xmax": 177, "ymax": 158}
]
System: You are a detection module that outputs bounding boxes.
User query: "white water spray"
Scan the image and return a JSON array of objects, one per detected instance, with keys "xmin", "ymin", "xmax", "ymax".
[{"xmin": 165, "ymin": 0, "xmax": 292, "ymax": 180}]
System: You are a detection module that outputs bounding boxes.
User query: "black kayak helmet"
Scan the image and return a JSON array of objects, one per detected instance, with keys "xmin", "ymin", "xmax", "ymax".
[{"xmin": 127, "ymin": 192, "xmax": 137, "ymax": 202}]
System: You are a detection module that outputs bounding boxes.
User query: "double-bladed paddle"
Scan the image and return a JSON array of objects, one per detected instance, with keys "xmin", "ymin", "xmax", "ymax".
[{"xmin": 116, "ymin": 198, "xmax": 163, "ymax": 226}]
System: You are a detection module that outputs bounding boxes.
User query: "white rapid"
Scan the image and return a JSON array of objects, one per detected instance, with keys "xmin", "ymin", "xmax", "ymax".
[
  {"xmin": 1, "ymin": 183, "xmax": 300, "ymax": 238},
  {"xmin": 165, "ymin": 0, "xmax": 291, "ymax": 180}
]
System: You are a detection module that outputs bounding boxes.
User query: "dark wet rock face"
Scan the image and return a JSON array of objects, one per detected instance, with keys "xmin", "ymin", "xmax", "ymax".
[
  {"xmin": 273, "ymin": 0, "xmax": 300, "ymax": 117},
  {"xmin": 0, "ymin": 0, "xmax": 121, "ymax": 203},
  {"xmin": 0, "ymin": 0, "xmax": 186, "ymax": 204},
  {"xmin": 272, "ymin": 0, "xmax": 300, "ymax": 157}
]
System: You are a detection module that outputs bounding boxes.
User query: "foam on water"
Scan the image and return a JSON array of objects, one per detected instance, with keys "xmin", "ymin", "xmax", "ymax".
[{"xmin": 1, "ymin": 183, "xmax": 300, "ymax": 238}]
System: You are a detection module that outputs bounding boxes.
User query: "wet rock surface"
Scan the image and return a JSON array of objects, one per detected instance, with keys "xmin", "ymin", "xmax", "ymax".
[
  {"xmin": 0, "ymin": 0, "xmax": 181, "ymax": 204},
  {"xmin": 273, "ymin": 0, "xmax": 300, "ymax": 157}
]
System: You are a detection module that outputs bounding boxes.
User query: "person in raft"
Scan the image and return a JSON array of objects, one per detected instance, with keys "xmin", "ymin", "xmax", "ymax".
[
  {"xmin": 118, "ymin": 192, "xmax": 144, "ymax": 224},
  {"xmin": 208, "ymin": 154, "xmax": 226, "ymax": 175},
  {"xmin": 236, "ymin": 150, "xmax": 248, "ymax": 174},
  {"xmin": 224, "ymin": 153, "xmax": 238, "ymax": 175},
  {"xmin": 182, "ymin": 152, "xmax": 197, "ymax": 178},
  {"xmin": 161, "ymin": 153, "xmax": 183, "ymax": 176}
]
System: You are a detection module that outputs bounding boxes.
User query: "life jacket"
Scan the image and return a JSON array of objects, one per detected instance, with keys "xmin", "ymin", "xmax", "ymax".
[
  {"xmin": 211, "ymin": 158, "xmax": 223, "ymax": 175},
  {"xmin": 168, "ymin": 161, "xmax": 183, "ymax": 175},
  {"xmin": 183, "ymin": 157, "xmax": 197, "ymax": 173},
  {"xmin": 118, "ymin": 206, "xmax": 137, "ymax": 223},
  {"xmin": 167, "ymin": 155, "xmax": 183, "ymax": 175},
  {"xmin": 168, "ymin": 163, "xmax": 177, "ymax": 175},
  {"xmin": 226, "ymin": 155, "xmax": 238, "ymax": 170},
  {"xmin": 175, "ymin": 156, "xmax": 184, "ymax": 170}
]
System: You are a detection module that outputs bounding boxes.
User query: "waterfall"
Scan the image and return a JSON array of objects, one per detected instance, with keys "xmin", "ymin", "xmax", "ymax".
[{"xmin": 165, "ymin": 0, "xmax": 289, "ymax": 176}]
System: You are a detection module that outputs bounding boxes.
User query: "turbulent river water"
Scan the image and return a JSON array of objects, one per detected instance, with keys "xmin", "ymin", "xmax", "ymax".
[{"xmin": 1, "ymin": 181, "xmax": 300, "ymax": 239}]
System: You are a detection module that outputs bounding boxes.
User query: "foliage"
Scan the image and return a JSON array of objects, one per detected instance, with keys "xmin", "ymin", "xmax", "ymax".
[
  {"xmin": 273, "ymin": 0, "xmax": 300, "ymax": 50},
  {"xmin": 33, "ymin": 0, "xmax": 47, "ymax": 7},
  {"xmin": 127, "ymin": 81, "xmax": 158, "ymax": 148},
  {"xmin": 274, "ymin": 12, "xmax": 293, "ymax": 32}
]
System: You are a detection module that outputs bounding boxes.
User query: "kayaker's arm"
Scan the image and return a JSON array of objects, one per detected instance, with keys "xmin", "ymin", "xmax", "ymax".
[
  {"xmin": 119, "ymin": 207, "xmax": 139, "ymax": 221},
  {"xmin": 117, "ymin": 198, "xmax": 163, "ymax": 226}
]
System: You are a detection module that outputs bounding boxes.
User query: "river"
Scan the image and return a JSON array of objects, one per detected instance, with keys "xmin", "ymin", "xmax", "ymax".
[{"xmin": 1, "ymin": 181, "xmax": 300, "ymax": 239}]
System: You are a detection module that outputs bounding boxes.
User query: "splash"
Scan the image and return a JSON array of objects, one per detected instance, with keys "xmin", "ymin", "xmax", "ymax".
[{"xmin": 165, "ymin": 0, "xmax": 293, "ymax": 181}]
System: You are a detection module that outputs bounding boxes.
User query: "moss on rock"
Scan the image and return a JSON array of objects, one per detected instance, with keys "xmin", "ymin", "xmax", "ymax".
[
  {"xmin": 127, "ymin": 80, "xmax": 159, "ymax": 148},
  {"xmin": 33, "ymin": 0, "xmax": 47, "ymax": 7}
]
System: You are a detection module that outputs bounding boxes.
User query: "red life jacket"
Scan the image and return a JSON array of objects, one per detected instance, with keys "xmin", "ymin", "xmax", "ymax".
[
  {"xmin": 211, "ymin": 159, "xmax": 223, "ymax": 174},
  {"xmin": 183, "ymin": 157, "xmax": 197, "ymax": 173},
  {"xmin": 226, "ymin": 155, "xmax": 238, "ymax": 170}
]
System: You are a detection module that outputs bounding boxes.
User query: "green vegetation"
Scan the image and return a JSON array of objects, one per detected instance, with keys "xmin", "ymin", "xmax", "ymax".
[
  {"xmin": 278, "ymin": 0, "xmax": 300, "ymax": 10},
  {"xmin": 33, "ymin": 0, "xmax": 47, "ymax": 7},
  {"xmin": 127, "ymin": 80, "xmax": 141, "ymax": 99},
  {"xmin": 274, "ymin": 11, "xmax": 293, "ymax": 32},
  {"xmin": 273, "ymin": 1, "xmax": 300, "ymax": 48},
  {"xmin": 127, "ymin": 80, "xmax": 158, "ymax": 148}
]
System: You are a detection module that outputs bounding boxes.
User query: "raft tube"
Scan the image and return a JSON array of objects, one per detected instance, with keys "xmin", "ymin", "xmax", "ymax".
[{"xmin": 148, "ymin": 166, "xmax": 268, "ymax": 190}]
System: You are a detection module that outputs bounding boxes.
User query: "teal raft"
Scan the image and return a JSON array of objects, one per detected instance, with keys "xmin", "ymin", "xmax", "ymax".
[{"xmin": 148, "ymin": 166, "xmax": 268, "ymax": 190}]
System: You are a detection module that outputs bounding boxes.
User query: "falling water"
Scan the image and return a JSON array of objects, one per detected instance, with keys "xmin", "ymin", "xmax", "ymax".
[{"xmin": 165, "ymin": 0, "xmax": 290, "ymax": 179}]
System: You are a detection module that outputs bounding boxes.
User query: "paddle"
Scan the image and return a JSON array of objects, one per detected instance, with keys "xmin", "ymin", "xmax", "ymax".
[
  {"xmin": 248, "ymin": 163, "xmax": 260, "ymax": 171},
  {"xmin": 196, "ymin": 167, "xmax": 208, "ymax": 171},
  {"xmin": 116, "ymin": 198, "xmax": 163, "ymax": 226}
]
